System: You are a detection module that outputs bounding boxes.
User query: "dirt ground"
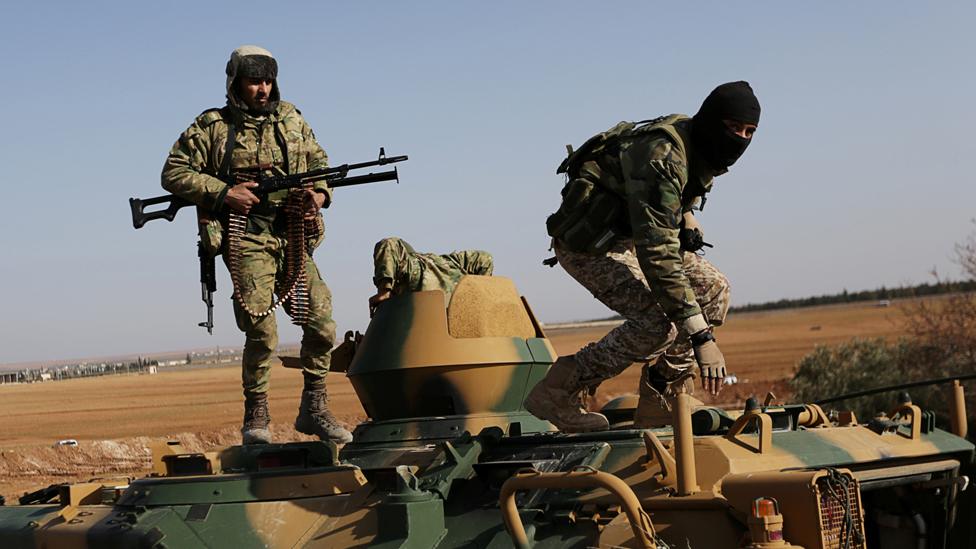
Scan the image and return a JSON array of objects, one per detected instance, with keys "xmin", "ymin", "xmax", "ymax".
[{"xmin": 0, "ymin": 300, "xmax": 910, "ymax": 503}]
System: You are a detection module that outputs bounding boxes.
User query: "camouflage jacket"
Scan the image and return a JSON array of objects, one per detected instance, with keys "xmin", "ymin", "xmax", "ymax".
[
  {"xmin": 373, "ymin": 238, "xmax": 494, "ymax": 299},
  {"xmin": 161, "ymin": 101, "xmax": 331, "ymax": 220},
  {"xmin": 562, "ymin": 116, "xmax": 716, "ymax": 321}
]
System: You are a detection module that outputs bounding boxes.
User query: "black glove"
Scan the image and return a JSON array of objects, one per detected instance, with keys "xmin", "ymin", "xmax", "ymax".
[{"xmin": 679, "ymin": 228, "xmax": 712, "ymax": 253}]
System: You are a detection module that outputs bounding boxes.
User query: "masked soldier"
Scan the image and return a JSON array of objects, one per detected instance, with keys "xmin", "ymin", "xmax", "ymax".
[
  {"xmin": 368, "ymin": 237, "xmax": 494, "ymax": 313},
  {"xmin": 526, "ymin": 81, "xmax": 760, "ymax": 432},
  {"xmin": 161, "ymin": 45, "xmax": 352, "ymax": 445}
]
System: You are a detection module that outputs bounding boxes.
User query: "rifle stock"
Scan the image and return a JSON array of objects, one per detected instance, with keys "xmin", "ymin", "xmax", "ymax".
[{"xmin": 129, "ymin": 195, "xmax": 193, "ymax": 229}]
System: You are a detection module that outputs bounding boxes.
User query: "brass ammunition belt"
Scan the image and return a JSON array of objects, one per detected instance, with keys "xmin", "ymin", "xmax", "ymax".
[{"xmin": 226, "ymin": 185, "xmax": 322, "ymax": 326}]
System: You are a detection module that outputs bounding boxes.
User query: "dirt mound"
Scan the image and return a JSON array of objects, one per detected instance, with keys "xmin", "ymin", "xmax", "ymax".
[{"xmin": 0, "ymin": 425, "xmax": 320, "ymax": 504}]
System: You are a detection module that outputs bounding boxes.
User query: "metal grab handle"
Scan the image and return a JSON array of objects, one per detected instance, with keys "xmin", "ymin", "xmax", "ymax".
[
  {"xmin": 498, "ymin": 467, "xmax": 657, "ymax": 549},
  {"xmin": 725, "ymin": 410, "xmax": 773, "ymax": 454},
  {"xmin": 888, "ymin": 402, "xmax": 922, "ymax": 440}
]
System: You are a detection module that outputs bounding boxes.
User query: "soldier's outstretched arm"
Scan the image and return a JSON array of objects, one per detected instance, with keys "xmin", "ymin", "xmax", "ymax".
[
  {"xmin": 369, "ymin": 237, "xmax": 416, "ymax": 315},
  {"xmin": 372, "ymin": 237, "xmax": 414, "ymax": 292},
  {"xmin": 622, "ymin": 137, "xmax": 701, "ymax": 324},
  {"xmin": 622, "ymin": 137, "xmax": 727, "ymax": 395}
]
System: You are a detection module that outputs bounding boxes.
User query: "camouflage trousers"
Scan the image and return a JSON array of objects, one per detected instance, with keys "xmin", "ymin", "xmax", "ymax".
[
  {"xmin": 223, "ymin": 230, "xmax": 336, "ymax": 396},
  {"xmin": 555, "ymin": 240, "xmax": 730, "ymax": 385}
]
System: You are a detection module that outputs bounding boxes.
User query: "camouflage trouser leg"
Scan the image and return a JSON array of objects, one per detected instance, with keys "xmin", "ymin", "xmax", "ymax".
[
  {"xmin": 647, "ymin": 251, "xmax": 731, "ymax": 382},
  {"xmin": 291, "ymin": 258, "xmax": 336, "ymax": 384},
  {"xmin": 226, "ymin": 231, "xmax": 336, "ymax": 396},
  {"xmin": 554, "ymin": 241, "xmax": 676, "ymax": 384},
  {"xmin": 555, "ymin": 242, "xmax": 730, "ymax": 385}
]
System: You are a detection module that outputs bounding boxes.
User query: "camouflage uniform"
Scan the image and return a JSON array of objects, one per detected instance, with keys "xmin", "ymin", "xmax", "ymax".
[
  {"xmin": 527, "ymin": 111, "xmax": 744, "ymax": 433},
  {"xmin": 552, "ymin": 116, "xmax": 726, "ymax": 382},
  {"xmin": 161, "ymin": 45, "xmax": 350, "ymax": 444},
  {"xmin": 373, "ymin": 237, "xmax": 494, "ymax": 301},
  {"xmin": 163, "ymin": 100, "xmax": 334, "ymax": 396},
  {"xmin": 530, "ymin": 83, "xmax": 758, "ymax": 432},
  {"xmin": 556, "ymin": 245, "xmax": 730, "ymax": 385}
]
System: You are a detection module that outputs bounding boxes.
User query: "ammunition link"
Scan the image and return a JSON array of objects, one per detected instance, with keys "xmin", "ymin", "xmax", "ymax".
[{"xmin": 227, "ymin": 183, "xmax": 321, "ymax": 326}]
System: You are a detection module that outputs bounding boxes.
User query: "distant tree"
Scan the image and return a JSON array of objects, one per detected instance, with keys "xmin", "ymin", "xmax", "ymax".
[
  {"xmin": 792, "ymin": 225, "xmax": 976, "ymax": 431},
  {"xmin": 903, "ymin": 228, "xmax": 976, "ymax": 369}
]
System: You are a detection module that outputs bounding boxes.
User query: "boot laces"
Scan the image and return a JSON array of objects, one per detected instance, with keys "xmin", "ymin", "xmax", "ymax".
[
  {"xmin": 243, "ymin": 398, "xmax": 269, "ymax": 427},
  {"xmin": 304, "ymin": 389, "xmax": 342, "ymax": 428}
]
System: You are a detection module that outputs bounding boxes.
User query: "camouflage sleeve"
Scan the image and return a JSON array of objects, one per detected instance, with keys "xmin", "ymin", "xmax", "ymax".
[
  {"xmin": 296, "ymin": 114, "xmax": 332, "ymax": 204},
  {"xmin": 373, "ymin": 237, "xmax": 420, "ymax": 292},
  {"xmin": 447, "ymin": 250, "xmax": 494, "ymax": 276},
  {"xmin": 161, "ymin": 119, "xmax": 228, "ymax": 212},
  {"xmin": 620, "ymin": 136, "xmax": 701, "ymax": 321}
]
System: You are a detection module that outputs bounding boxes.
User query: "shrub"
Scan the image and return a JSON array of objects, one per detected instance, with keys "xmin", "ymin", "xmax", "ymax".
[{"xmin": 790, "ymin": 338, "xmax": 949, "ymax": 422}]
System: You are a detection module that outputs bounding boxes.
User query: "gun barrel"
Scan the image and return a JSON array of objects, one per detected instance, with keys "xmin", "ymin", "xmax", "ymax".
[
  {"xmin": 330, "ymin": 168, "xmax": 400, "ymax": 188},
  {"xmin": 331, "ymin": 154, "xmax": 408, "ymax": 174}
]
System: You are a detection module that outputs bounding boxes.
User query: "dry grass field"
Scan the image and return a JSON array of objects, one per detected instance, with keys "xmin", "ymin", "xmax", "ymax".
[{"xmin": 0, "ymin": 299, "xmax": 910, "ymax": 502}]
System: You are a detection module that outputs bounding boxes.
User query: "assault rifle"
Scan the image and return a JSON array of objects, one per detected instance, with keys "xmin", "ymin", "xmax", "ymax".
[{"xmin": 130, "ymin": 148, "xmax": 407, "ymax": 334}]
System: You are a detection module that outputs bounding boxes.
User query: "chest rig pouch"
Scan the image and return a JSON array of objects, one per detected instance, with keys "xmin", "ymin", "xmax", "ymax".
[{"xmin": 547, "ymin": 115, "xmax": 686, "ymax": 255}]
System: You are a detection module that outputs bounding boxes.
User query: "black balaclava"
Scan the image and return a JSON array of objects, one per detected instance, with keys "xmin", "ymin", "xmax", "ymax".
[
  {"xmin": 225, "ymin": 45, "xmax": 281, "ymax": 116},
  {"xmin": 691, "ymin": 81, "xmax": 760, "ymax": 170}
]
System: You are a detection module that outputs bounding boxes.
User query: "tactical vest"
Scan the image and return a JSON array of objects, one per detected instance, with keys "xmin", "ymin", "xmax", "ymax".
[
  {"xmin": 546, "ymin": 115, "xmax": 688, "ymax": 254},
  {"xmin": 194, "ymin": 105, "xmax": 319, "ymax": 254},
  {"xmin": 197, "ymin": 105, "xmax": 311, "ymax": 235}
]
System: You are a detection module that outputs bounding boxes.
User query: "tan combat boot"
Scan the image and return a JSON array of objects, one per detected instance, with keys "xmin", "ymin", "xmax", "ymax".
[
  {"xmin": 294, "ymin": 379, "xmax": 354, "ymax": 444},
  {"xmin": 524, "ymin": 355, "xmax": 610, "ymax": 433},
  {"xmin": 633, "ymin": 375, "xmax": 672, "ymax": 429},
  {"xmin": 634, "ymin": 370, "xmax": 702, "ymax": 429},
  {"xmin": 242, "ymin": 392, "xmax": 272, "ymax": 445}
]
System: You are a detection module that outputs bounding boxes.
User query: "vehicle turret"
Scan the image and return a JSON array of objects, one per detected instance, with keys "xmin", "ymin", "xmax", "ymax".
[{"xmin": 344, "ymin": 275, "xmax": 557, "ymax": 440}]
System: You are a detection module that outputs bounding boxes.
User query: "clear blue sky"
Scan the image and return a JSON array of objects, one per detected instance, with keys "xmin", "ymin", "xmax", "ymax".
[{"xmin": 1, "ymin": 2, "xmax": 974, "ymax": 364}]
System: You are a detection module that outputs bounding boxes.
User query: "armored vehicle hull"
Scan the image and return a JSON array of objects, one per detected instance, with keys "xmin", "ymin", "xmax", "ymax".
[{"xmin": 1, "ymin": 277, "xmax": 972, "ymax": 548}]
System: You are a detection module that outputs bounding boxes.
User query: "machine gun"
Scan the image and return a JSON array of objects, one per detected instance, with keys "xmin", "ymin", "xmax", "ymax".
[
  {"xmin": 130, "ymin": 148, "xmax": 407, "ymax": 334},
  {"xmin": 129, "ymin": 148, "xmax": 407, "ymax": 228}
]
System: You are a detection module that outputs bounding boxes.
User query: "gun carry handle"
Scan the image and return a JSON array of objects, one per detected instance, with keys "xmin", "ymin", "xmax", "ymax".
[{"xmin": 129, "ymin": 195, "xmax": 193, "ymax": 229}]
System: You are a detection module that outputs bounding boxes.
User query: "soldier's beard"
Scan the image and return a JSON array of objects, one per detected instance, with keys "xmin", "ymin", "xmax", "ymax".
[
  {"xmin": 248, "ymin": 99, "xmax": 276, "ymax": 116},
  {"xmin": 229, "ymin": 89, "xmax": 278, "ymax": 116}
]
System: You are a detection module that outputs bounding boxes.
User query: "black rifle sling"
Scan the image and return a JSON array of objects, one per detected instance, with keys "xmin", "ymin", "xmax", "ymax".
[
  {"xmin": 273, "ymin": 122, "xmax": 289, "ymax": 175},
  {"xmin": 219, "ymin": 110, "xmax": 236, "ymax": 179}
]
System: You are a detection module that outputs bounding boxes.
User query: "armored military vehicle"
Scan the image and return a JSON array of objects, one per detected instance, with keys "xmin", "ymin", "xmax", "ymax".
[{"xmin": 0, "ymin": 276, "xmax": 972, "ymax": 548}]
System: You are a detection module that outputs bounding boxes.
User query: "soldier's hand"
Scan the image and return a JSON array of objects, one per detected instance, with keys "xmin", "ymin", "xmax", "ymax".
[
  {"xmin": 679, "ymin": 212, "xmax": 710, "ymax": 253},
  {"xmin": 368, "ymin": 288, "xmax": 392, "ymax": 317},
  {"xmin": 305, "ymin": 190, "xmax": 326, "ymax": 219},
  {"xmin": 224, "ymin": 182, "xmax": 260, "ymax": 214},
  {"xmin": 690, "ymin": 330, "xmax": 726, "ymax": 396}
]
